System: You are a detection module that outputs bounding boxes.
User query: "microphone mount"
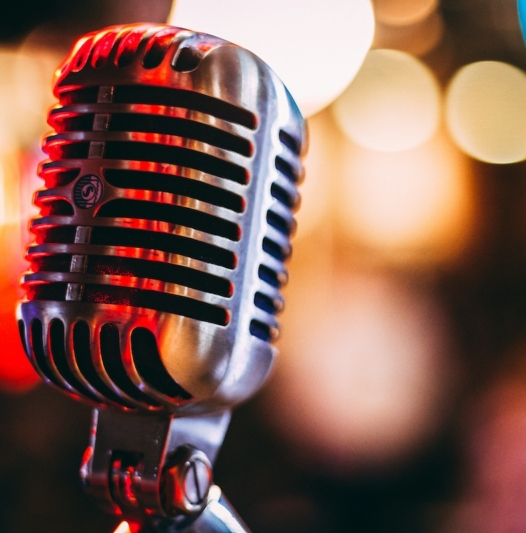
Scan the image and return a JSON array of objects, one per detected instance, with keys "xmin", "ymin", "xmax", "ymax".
[{"xmin": 82, "ymin": 407, "xmax": 249, "ymax": 531}]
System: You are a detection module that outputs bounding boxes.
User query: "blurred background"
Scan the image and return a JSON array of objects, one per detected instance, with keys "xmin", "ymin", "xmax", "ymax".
[{"xmin": 2, "ymin": 0, "xmax": 526, "ymax": 531}]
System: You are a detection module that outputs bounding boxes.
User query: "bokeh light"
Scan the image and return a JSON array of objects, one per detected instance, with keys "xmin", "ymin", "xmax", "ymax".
[
  {"xmin": 332, "ymin": 49, "xmax": 441, "ymax": 152},
  {"xmin": 295, "ymin": 111, "xmax": 340, "ymax": 240},
  {"xmin": 373, "ymin": 0, "xmax": 438, "ymax": 26},
  {"xmin": 0, "ymin": 49, "xmax": 56, "ymax": 150},
  {"xmin": 269, "ymin": 268, "xmax": 459, "ymax": 470},
  {"xmin": 0, "ymin": 151, "xmax": 39, "ymax": 391},
  {"xmin": 445, "ymin": 374, "xmax": 526, "ymax": 532},
  {"xmin": 373, "ymin": 9, "xmax": 445, "ymax": 57},
  {"xmin": 336, "ymin": 129, "xmax": 475, "ymax": 265},
  {"xmin": 0, "ymin": 45, "xmax": 53, "ymax": 391},
  {"xmin": 446, "ymin": 61, "xmax": 526, "ymax": 164},
  {"xmin": 168, "ymin": 0, "xmax": 375, "ymax": 117}
]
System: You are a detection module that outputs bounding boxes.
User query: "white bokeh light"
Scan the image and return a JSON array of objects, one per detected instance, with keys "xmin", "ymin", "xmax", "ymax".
[{"xmin": 168, "ymin": 0, "xmax": 375, "ymax": 117}]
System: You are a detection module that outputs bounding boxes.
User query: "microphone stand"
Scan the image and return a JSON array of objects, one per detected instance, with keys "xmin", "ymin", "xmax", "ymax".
[{"xmin": 82, "ymin": 408, "xmax": 251, "ymax": 533}]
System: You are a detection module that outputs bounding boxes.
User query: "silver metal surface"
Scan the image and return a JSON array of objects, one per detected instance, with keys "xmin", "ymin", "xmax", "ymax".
[
  {"xmin": 184, "ymin": 486, "xmax": 251, "ymax": 533},
  {"xmin": 17, "ymin": 24, "xmax": 307, "ymax": 415},
  {"xmin": 162, "ymin": 445, "xmax": 213, "ymax": 515},
  {"xmin": 81, "ymin": 407, "xmax": 230, "ymax": 516}
]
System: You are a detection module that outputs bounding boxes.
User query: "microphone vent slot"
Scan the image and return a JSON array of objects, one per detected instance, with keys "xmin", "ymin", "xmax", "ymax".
[
  {"xmin": 30, "ymin": 254, "xmax": 72, "ymax": 273},
  {"xmin": 96, "ymin": 200, "xmax": 240, "ymax": 241},
  {"xmin": 275, "ymin": 156, "xmax": 299, "ymax": 183},
  {"xmin": 39, "ymin": 199, "xmax": 74, "ymax": 217},
  {"xmin": 72, "ymin": 321, "xmax": 136, "ymax": 409},
  {"xmin": 271, "ymin": 182, "xmax": 297, "ymax": 210},
  {"xmin": 279, "ymin": 129, "xmax": 302, "ymax": 156},
  {"xmin": 266, "ymin": 210, "xmax": 294, "ymax": 237},
  {"xmin": 173, "ymin": 47, "xmax": 202, "ymax": 73},
  {"xmin": 249, "ymin": 320, "xmax": 275, "ymax": 342},
  {"xmin": 258, "ymin": 264, "xmax": 285, "ymax": 289},
  {"xmin": 113, "ymin": 85, "xmax": 256, "ymax": 130},
  {"xmin": 115, "ymin": 28, "xmax": 145, "ymax": 68},
  {"xmin": 254, "ymin": 292, "xmax": 281, "ymax": 315},
  {"xmin": 96, "ymin": 141, "xmax": 248, "ymax": 185},
  {"xmin": 47, "ymin": 141, "xmax": 90, "ymax": 160},
  {"xmin": 18, "ymin": 320, "xmax": 28, "ymax": 357},
  {"xmin": 131, "ymin": 327, "xmax": 193, "ymax": 403},
  {"xmin": 104, "ymin": 169, "xmax": 245, "ymax": 213},
  {"xmin": 90, "ymin": 227, "xmax": 236, "ymax": 269},
  {"xmin": 142, "ymin": 29, "xmax": 179, "ymax": 69},
  {"xmin": 29, "ymin": 319, "xmax": 65, "ymax": 389},
  {"xmin": 40, "ymin": 168, "xmax": 80, "ymax": 188},
  {"xmin": 90, "ymin": 31, "xmax": 118, "ymax": 69},
  {"xmin": 262, "ymin": 236, "xmax": 290, "ymax": 262},
  {"xmin": 83, "ymin": 286, "xmax": 229, "ymax": 326},
  {"xmin": 33, "ymin": 226, "xmax": 77, "ymax": 245},
  {"xmin": 49, "ymin": 319, "xmax": 101, "ymax": 402},
  {"xmin": 105, "ymin": 114, "xmax": 251, "ymax": 156},
  {"xmin": 60, "ymin": 86, "xmax": 99, "ymax": 105},
  {"xmin": 87, "ymin": 256, "xmax": 232, "ymax": 297},
  {"xmin": 27, "ymin": 283, "xmax": 68, "ymax": 302},
  {"xmin": 100, "ymin": 323, "xmax": 160, "ymax": 407},
  {"xmin": 56, "ymin": 85, "xmax": 256, "ymax": 129}
]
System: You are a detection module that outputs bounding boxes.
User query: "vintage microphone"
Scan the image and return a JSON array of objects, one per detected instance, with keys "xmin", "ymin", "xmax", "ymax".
[{"xmin": 17, "ymin": 24, "xmax": 306, "ymax": 531}]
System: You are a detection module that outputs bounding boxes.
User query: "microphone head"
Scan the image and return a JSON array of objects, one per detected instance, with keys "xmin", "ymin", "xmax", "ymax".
[{"xmin": 17, "ymin": 24, "xmax": 306, "ymax": 415}]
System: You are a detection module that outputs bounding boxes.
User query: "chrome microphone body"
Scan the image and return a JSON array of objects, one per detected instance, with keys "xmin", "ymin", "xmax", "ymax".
[
  {"xmin": 18, "ymin": 24, "xmax": 305, "ymax": 414},
  {"xmin": 16, "ymin": 24, "xmax": 306, "ymax": 528}
]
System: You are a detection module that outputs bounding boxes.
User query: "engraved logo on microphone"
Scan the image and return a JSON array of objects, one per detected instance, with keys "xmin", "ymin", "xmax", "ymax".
[{"xmin": 74, "ymin": 175, "xmax": 103, "ymax": 209}]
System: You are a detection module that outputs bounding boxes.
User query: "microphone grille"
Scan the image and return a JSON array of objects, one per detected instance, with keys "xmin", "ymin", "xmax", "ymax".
[{"xmin": 18, "ymin": 24, "xmax": 306, "ymax": 413}]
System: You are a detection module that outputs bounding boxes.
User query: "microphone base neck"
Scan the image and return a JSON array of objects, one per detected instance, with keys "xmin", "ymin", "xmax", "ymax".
[{"xmin": 81, "ymin": 408, "xmax": 231, "ymax": 521}]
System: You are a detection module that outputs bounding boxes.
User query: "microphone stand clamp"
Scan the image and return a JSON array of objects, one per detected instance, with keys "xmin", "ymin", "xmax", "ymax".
[{"xmin": 81, "ymin": 408, "xmax": 250, "ymax": 532}]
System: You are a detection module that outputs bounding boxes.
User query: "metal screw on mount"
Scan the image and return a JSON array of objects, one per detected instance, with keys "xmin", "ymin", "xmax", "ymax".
[{"xmin": 162, "ymin": 446, "xmax": 213, "ymax": 516}]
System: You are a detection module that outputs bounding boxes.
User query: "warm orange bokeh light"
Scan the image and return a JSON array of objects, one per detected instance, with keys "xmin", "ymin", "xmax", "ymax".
[
  {"xmin": 0, "ymin": 151, "xmax": 39, "ymax": 391},
  {"xmin": 295, "ymin": 111, "xmax": 342, "ymax": 240},
  {"xmin": 332, "ymin": 49, "xmax": 441, "ymax": 152},
  {"xmin": 0, "ymin": 226, "xmax": 38, "ymax": 391},
  {"xmin": 374, "ymin": 9, "xmax": 445, "ymax": 58},
  {"xmin": 336, "ymin": 128, "xmax": 476, "ymax": 266},
  {"xmin": 373, "ymin": 0, "xmax": 438, "ymax": 26},
  {"xmin": 270, "ymin": 267, "xmax": 459, "ymax": 470},
  {"xmin": 446, "ymin": 61, "xmax": 526, "ymax": 164},
  {"xmin": 0, "ymin": 44, "xmax": 57, "ymax": 392}
]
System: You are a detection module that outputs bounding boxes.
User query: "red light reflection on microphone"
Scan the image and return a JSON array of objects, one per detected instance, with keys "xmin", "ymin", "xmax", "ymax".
[{"xmin": 113, "ymin": 520, "xmax": 141, "ymax": 533}]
